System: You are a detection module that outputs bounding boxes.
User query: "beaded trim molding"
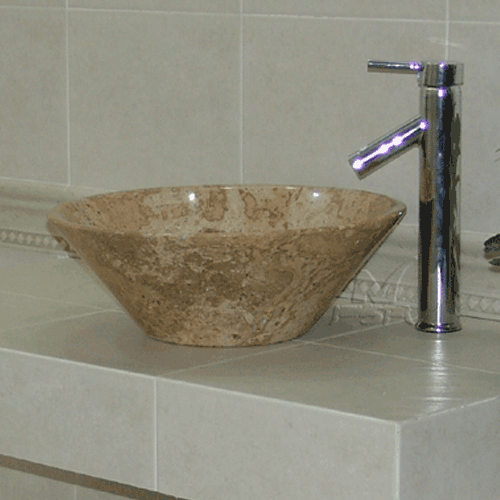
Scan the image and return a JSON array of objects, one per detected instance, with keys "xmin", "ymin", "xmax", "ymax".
[{"xmin": 0, "ymin": 227, "xmax": 72, "ymax": 253}]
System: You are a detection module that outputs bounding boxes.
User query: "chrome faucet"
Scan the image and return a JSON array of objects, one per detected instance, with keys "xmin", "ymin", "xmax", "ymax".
[{"xmin": 349, "ymin": 60, "xmax": 463, "ymax": 333}]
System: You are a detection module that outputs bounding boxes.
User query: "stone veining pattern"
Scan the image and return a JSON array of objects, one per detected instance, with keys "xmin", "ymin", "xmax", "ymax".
[{"xmin": 48, "ymin": 185, "xmax": 405, "ymax": 347}]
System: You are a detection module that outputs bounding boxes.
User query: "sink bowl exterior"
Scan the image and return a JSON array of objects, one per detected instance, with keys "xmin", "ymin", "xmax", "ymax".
[{"xmin": 48, "ymin": 185, "xmax": 405, "ymax": 347}]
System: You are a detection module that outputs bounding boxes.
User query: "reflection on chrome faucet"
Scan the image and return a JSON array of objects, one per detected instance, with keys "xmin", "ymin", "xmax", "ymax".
[{"xmin": 349, "ymin": 60, "xmax": 464, "ymax": 333}]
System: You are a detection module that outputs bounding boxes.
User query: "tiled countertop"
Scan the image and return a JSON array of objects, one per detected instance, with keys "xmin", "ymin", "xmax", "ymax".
[{"xmin": 1, "ymin": 244, "xmax": 499, "ymax": 500}]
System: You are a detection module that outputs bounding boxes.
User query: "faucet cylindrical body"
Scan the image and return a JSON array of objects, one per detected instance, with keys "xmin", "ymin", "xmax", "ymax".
[
  {"xmin": 417, "ymin": 82, "xmax": 461, "ymax": 333},
  {"xmin": 348, "ymin": 60, "xmax": 464, "ymax": 334}
]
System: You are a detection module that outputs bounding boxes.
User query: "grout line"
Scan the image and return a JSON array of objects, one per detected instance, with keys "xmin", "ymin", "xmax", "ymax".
[
  {"xmin": 296, "ymin": 320, "xmax": 407, "ymax": 344},
  {"xmin": 241, "ymin": 13, "xmax": 447, "ymax": 23},
  {"xmin": 0, "ymin": 309, "xmax": 123, "ymax": 335},
  {"xmin": 448, "ymin": 19, "xmax": 500, "ymax": 26},
  {"xmin": 0, "ymin": 176, "xmax": 70, "ymax": 187},
  {"xmin": 0, "ymin": 344, "xmax": 158, "ymax": 381},
  {"xmin": 67, "ymin": 7, "xmax": 240, "ymax": 17},
  {"xmin": 153, "ymin": 378, "xmax": 158, "ymax": 492},
  {"xmin": 0, "ymin": 5, "xmax": 64, "ymax": 11},
  {"xmin": 0, "ymin": 287, "xmax": 121, "ymax": 312},
  {"xmin": 66, "ymin": 0, "xmax": 72, "ymax": 186},
  {"xmin": 304, "ymin": 341, "xmax": 500, "ymax": 376},
  {"xmin": 394, "ymin": 425, "xmax": 401, "ymax": 500},
  {"xmin": 239, "ymin": 1, "xmax": 244, "ymax": 184},
  {"xmin": 163, "ymin": 341, "xmax": 301, "ymax": 377},
  {"xmin": 445, "ymin": 0, "xmax": 450, "ymax": 59}
]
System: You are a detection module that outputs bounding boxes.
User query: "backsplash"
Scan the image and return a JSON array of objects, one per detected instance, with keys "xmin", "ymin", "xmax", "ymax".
[{"xmin": 0, "ymin": 1, "xmax": 500, "ymax": 234}]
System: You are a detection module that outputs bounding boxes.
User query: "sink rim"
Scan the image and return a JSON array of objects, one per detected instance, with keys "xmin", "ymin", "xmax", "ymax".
[{"xmin": 47, "ymin": 184, "xmax": 407, "ymax": 238}]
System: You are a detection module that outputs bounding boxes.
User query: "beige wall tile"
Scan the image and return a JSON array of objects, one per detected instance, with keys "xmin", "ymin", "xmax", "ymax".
[
  {"xmin": 449, "ymin": 1, "xmax": 500, "ymax": 22},
  {"xmin": 244, "ymin": 0, "xmax": 446, "ymax": 20},
  {"xmin": 0, "ymin": 1, "xmax": 64, "ymax": 6},
  {"xmin": 0, "ymin": 8, "xmax": 67, "ymax": 183},
  {"xmin": 448, "ymin": 23, "xmax": 500, "ymax": 233},
  {"xmin": 0, "ymin": 466, "xmax": 74, "ymax": 500},
  {"xmin": 68, "ymin": 10, "xmax": 241, "ymax": 191},
  {"xmin": 0, "ymin": 350, "xmax": 156, "ymax": 489},
  {"xmin": 242, "ymin": 17, "xmax": 445, "ymax": 226},
  {"xmin": 70, "ymin": 0, "xmax": 240, "ymax": 13}
]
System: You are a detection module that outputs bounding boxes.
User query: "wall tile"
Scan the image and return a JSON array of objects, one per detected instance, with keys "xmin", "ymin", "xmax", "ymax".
[
  {"xmin": 448, "ymin": 22, "xmax": 500, "ymax": 233},
  {"xmin": 0, "ymin": 466, "xmax": 74, "ymax": 500},
  {"xmin": 157, "ymin": 379, "xmax": 397, "ymax": 500},
  {"xmin": 0, "ymin": 8, "xmax": 67, "ymax": 183},
  {"xmin": 242, "ymin": 17, "xmax": 445, "ymax": 225},
  {"xmin": 449, "ymin": 0, "xmax": 500, "ymax": 22},
  {"xmin": 0, "ymin": 350, "xmax": 156, "ymax": 489},
  {"xmin": 0, "ymin": 0, "xmax": 65, "ymax": 5},
  {"xmin": 69, "ymin": 10, "xmax": 241, "ymax": 191},
  {"xmin": 243, "ymin": 0, "xmax": 446, "ymax": 20},
  {"xmin": 0, "ymin": 1, "xmax": 64, "ymax": 5},
  {"xmin": 70, "ymin": 0, "xmax": 240, "ymax": 13}
]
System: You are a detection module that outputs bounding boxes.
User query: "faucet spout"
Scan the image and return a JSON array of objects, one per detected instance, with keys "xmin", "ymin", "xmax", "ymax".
[
  {"xmin": 349, "ymin": 116, "xmax": 428, "ymax": 179},
  {"xmin": 348, "ymin": 60, "xmax": 463, "ymax": 334}
]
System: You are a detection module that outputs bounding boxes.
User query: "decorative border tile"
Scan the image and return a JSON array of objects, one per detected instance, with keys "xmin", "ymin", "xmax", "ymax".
[
  {"xmin": 341, "ymin": 278, "xmax": 500, "ymax": 322},
  {"xmin": 0, "ymin": 227, "xmax": 70, "ymax": 253}
]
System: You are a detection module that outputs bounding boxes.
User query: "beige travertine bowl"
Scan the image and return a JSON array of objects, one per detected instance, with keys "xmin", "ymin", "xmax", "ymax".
[{"xmin": 48, "ymin": 185, "xmax": 405, "ymax": 347}]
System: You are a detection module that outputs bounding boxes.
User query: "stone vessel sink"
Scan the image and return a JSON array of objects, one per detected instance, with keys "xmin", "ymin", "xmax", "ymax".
[{"xmin": 47, "ymin": 185, "xmax": 405, "ymax": 347}]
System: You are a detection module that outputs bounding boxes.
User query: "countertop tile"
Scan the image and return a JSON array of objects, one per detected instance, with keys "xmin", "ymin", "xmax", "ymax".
[
  {"xmin": 400, "ymin": 397, "xmax": 500, "ymax": 500},
  {"xmin": 0, "ymin": 349, "xmax": 156, "ymax": 489},
  {"xmin": 320, "ymin": 316, "xmax": 500, "ymax": 373},
  {"xmin": 0, "ymin": 309, "xmax": 299, "ymax": 375},
  {"xmin": 0, "ymin": 249, "xmax": 120, "ymax": 310},
  {"xmin": 163, "ymin": 341, "xmax": 500, "ymax": 421},
  {"xmin": 157, "ymin": 378, "xmax": 398, "ymax": 500},
  {"xmin": 0, "ymin": 290, "xmax": 101, "ymax": 332},
  {"xmin": 2, "ymin": 244, "xmax": 500, "ymax": 499}
]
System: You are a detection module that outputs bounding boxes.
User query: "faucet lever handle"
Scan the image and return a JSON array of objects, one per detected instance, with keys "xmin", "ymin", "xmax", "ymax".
[
  {"xmin": 368, "ymin": 60, "xmax": 464, "ymax": 86},
  {"xmin": 368, "ymin": 60, "xmax": 423, "ymax": 74}
]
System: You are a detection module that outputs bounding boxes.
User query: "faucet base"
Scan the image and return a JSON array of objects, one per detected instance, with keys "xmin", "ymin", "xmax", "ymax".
[{"xmin": 415, "ymin": 320, "xmax": 462, "ymax": 334}]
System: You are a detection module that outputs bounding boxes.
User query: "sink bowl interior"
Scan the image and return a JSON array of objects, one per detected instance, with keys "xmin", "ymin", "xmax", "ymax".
[{"xmin": 48, "ymin": 185, "xmax": 406, "ymax": 347}]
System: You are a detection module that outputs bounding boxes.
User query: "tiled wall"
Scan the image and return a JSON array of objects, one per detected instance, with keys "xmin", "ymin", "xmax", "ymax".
[{"xmin": 0, "ymin": 1, "xmax": 499, "ymax": 233}]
